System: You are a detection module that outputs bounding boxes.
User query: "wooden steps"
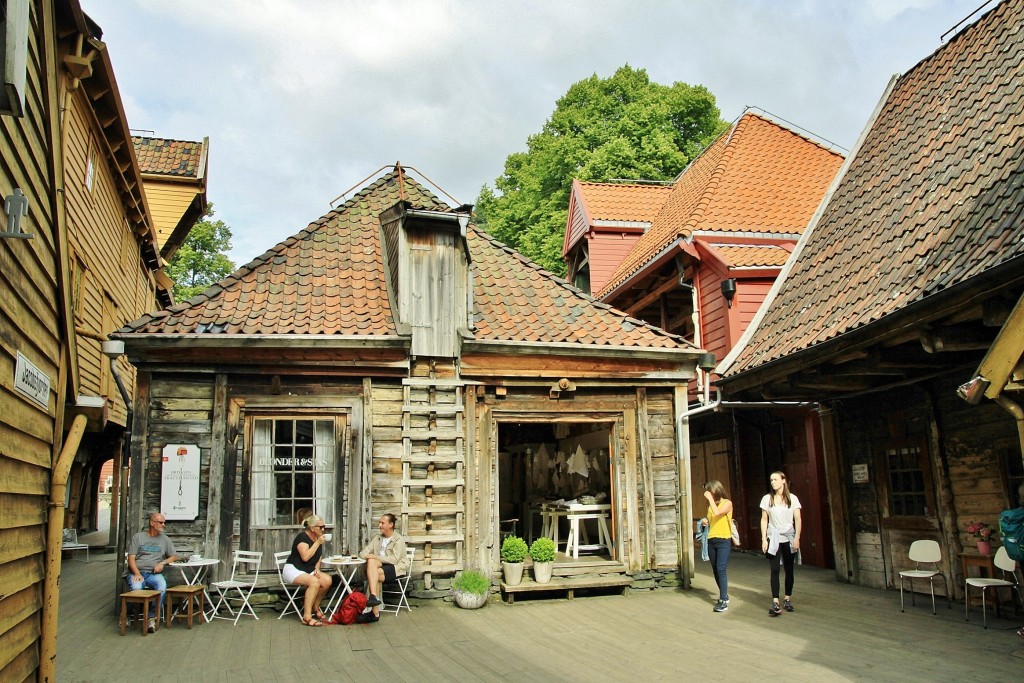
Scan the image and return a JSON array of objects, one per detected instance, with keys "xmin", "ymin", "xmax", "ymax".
[{"xmin": 500, "ymin": 574, "xmax": 631, "ymax": 604}]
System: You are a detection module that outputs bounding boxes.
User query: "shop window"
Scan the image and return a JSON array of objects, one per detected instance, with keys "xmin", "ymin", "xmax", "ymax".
[
  {"xmin": 250, "ymin": 417, "xmax": 336, "ymax": 526},
  {"xmin": 884, "ymin": 440, "xmax": 933, "ymax": 517}
]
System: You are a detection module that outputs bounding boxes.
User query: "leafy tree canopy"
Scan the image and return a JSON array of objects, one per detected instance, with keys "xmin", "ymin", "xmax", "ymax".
[
  {"xmin": 476, "ymin": 65, "xmax": 728, "ymax": 275},
  {"xmin": 165, "ymin": 204, "xmax": 236, "ymax": 302}
]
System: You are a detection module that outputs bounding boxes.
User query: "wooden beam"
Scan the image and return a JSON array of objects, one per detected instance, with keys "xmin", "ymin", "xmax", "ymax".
[{"xmin": 623, "ymin": 277, "xmax": 679, "ymax": 317}]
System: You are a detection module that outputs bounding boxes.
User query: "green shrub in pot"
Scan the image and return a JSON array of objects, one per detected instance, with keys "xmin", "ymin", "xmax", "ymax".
[
  {"xmin": 451, "ymin": 568, "xmax": 490, "ymax": 608},
  {"xmin": 501, "ymin": 536, "xmax": 528, "ymax": 563},
  {"xmin": 529, "ymin": 537, "xmax": 556, "ymax": 564}
]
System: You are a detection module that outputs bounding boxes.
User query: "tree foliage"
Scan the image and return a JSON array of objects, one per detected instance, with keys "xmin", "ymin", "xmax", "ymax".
[
  {"xmin": 165, "ymin": 204, "xmax": 236, "ymax": 302},
  {"xmin": 476, "ymin": 65, "xmax": 728, "ymax": 274}
]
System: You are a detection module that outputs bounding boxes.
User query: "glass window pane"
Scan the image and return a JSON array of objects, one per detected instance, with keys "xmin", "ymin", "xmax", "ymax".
[
  {"xmin": 275, "ymin": 420, "xmax": 293, "ymax": 443},
  {"xmin": 296, "ymin": 420, "xmax": 314, "ymax": 445}
]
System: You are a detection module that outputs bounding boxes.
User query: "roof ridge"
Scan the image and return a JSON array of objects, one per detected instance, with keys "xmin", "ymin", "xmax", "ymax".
[
  {"xmin": 131, "ymin": 135, "xmax": 205, "ymax": 145},
  {"xmin": 471, "ymin": 226, "xmax": 690, "ymax": 345},
  {"xmin": 738, "ymin": 109, "xmax": 846, "ymax": 158}
]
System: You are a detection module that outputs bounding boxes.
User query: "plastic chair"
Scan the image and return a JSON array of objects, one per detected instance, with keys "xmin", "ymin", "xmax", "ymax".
[
  {"xmin": 380, "ymin": 547, "xmax": 416, "ymax": 616},
  {"xmin": 274, "ymin": 550, "xmax": 303, "ymax": 621},
  {"xmin": 62, "ymin": 528, "xmax": 90, "ymax": 562},
  {"xmin": 210, "ymin": 550, "xmax": 262, "ymax": 625},
  {"xmin": 965, "ymin": 546, "xmax": 1024, "ymax": 628},
  {"xmin": 898, "ymin": 540, "xmax": 950, "ymax": 614}
]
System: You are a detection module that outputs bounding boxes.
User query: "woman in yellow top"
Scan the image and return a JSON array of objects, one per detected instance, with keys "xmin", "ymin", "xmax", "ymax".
[{"xmin": 701, "ymin": 480, "xmax": 734, "ymax": 613}]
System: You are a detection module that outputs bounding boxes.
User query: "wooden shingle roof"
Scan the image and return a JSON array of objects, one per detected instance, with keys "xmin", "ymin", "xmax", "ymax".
[
  {"xmin": 119, "ymin": 170, "xmax": 692, "ymax": 352},
  {"xmin": 722, "ymin": 0, "xmax": 1024, "ymax": 381}
]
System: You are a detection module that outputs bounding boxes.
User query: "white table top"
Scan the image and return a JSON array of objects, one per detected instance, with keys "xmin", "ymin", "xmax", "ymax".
[
  {"xmin": 170, "ymin": 557, "xmax": 220, "ymax": 568},
  {"xmin": 322, "ymin": 556, "xmax": 366, "ymax": 566}
]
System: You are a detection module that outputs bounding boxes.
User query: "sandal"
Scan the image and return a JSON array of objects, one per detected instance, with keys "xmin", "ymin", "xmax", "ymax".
[
  {"xmin": 315, "ymin": 608, "xmax": 327, "ymax": 621},
  {"xmin": 303, "ymin": 617, "xmax": 324, "ymax": 627}
]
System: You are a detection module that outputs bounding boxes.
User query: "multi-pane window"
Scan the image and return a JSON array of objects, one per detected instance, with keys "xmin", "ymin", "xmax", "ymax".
[
  {"xmin": 886, "ymin": 444, "xmax": 928, "ymax": 516},
  {"xmin": 250, "ymin": 417, "xmax": 335, "ymax": 526}
]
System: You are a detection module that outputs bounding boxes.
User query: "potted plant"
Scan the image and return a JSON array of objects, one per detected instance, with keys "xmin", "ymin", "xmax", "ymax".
[
  {"xmin": 450, "ymin": 568, "xmax": 490, "ymax": 609},
  {"xmin": 529, "ymin": 537, "xmax": 556, "ymax": 584},
  {"xmin": 966, "ymin": 520, "xmax": 997, "ymax": 554},
  {"xmin": 501, "ymin": 536, "xmax": 528, "ymax": 585}
]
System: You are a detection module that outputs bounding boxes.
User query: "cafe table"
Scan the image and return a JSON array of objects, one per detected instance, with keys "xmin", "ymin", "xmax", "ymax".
[
  {"xmin": 321, "ymin": 555, "xmax": 366, "ymax": 617},
  {"xmin": 169, "ymin": 557, "xmax": 220, "ymax": 620}
]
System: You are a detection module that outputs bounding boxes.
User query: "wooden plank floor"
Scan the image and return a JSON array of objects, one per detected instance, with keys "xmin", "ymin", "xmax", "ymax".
[{"xmin": 56, "ymin": 551, "xmax": 1024, "ymax": 681}]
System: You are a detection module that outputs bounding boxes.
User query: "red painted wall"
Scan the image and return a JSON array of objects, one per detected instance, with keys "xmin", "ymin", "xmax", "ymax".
[{"xmin": 588, "ymin": 232, "xmax": 643, "ymax": 295}]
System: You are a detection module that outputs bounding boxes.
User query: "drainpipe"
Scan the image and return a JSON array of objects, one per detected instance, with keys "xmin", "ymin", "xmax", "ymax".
[
  {"xmin": 40, "ymin": 414, "xmax": 88, "ymax": 683},
  {"xmin": 994, "ymin": 395, "xmax": 1024, "ymax": 471},
  {"xmin": 103, "ymin": 341, "xmax": 134, "ymax": 609}
]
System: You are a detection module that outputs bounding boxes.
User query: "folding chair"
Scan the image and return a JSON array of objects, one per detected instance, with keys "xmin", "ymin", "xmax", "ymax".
[
  {"xmin": 380, "ymin": 547, "xmax": 416, "ymax": 616},
  {"xmin": 62, "ymin": 528, "xmax": 90, "ymax": 563},
  {"xmin": 210, "ymin": 550, "xmax": 262, "ymax": 625},
  {"xmin": 274, "ymin": 550, "xmax": 303, "ymax": 621}
]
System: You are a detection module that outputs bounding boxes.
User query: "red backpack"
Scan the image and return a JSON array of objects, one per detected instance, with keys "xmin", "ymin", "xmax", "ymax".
[{"xmin": 334, "ymin": 591, "xmax": 368, "ymax": 625}]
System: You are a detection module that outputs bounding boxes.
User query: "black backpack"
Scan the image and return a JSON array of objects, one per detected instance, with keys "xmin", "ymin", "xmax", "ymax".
[{"xmin": 999, "ymin": 507, "xmax": 1024, "ymax": 562}]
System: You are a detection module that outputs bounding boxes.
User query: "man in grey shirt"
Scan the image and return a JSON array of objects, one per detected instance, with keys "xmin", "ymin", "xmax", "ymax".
[{"xmin": 125, "ymin": 512, "xmax": 178, "ymax": 632}]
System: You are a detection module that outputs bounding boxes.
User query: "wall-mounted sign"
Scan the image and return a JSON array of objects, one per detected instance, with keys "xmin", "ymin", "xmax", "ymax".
[
  {"xmin": 851, "ymin": 463, "xmax": 870, "ymax": 484},
  {"xmin": 14, "ymin": 351, "xmax": 49, "ymax": 409},
  {"xmin": 162, "ymin": 444, "xmax": 201, "ymax": 521}
]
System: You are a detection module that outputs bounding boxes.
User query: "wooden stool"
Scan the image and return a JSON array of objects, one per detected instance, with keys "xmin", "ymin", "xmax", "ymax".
[
  {"xmin": 165, "ymin": 584, "xmax": 207, "ymax": 629},
  {"xmin": 119, "ymin": 589, "xmax": 162, "ymax": 636}
]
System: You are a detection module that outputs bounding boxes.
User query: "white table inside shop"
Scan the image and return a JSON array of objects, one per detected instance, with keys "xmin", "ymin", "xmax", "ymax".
[
  {"xmin": 547, "ymin": 503, "xmax": 613, "ymax": 559},
  {"xmin": 169, "ymin": 557, "xmax": 220, "ymax": 620},
  {"xmin": 321, "ymin": 556, "xmax": 366, "ymax": 617}
]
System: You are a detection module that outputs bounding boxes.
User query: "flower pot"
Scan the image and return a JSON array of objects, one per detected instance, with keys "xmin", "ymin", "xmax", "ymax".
[
  {"xmin": 452, "ymin": 590, "xmax": 488, "ymax": 609},
  {"xmin": 503, "ymin": 561, "xmax": 524, "ymax": 586},
  {"xmin": 532, "ymin": 561, "xmax": 553, "ymax": 584},
  {"xmin": 977, "ymin": 540, "xmax": 992, "ymax": 555}
]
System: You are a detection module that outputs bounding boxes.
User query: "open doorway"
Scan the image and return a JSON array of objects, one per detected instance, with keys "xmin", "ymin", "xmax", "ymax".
[{"xmin": 497, "ymin": 420, "xmax": 615, "ymax": 563}]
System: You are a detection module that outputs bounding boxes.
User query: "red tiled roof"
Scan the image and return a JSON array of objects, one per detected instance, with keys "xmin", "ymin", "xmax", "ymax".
[
  {"xmin": 576, "ymin": 182, "xmax": 672, "ymax": 222},
  {"xmin": 705, "ymin": 243, "xmax": 792, "ymax": 269},
  {"xmin": 723, "ymin": 0, "xmax": 1024, "ymax": 378},
  {"xmin": 120, "ymin": 171, "xmax": 692, "ymax": 351},
  {"xmin": 598, "ymin": 112, "xmax": 844, "ymax": 297},
  {"xmin": 132, "ymin": 136, "xmax": 206, "ymax": 178}
]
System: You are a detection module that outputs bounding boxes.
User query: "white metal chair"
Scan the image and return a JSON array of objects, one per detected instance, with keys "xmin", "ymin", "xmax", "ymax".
[
  {"xmin": 898, "ymin": 539, "xmax": 949, "ymax": 614},
  {"xmin": 210, "ymin": 550, "xmax": 262, "ymax": 625},
  {"xmin": 965, "ymin": 546, "xmax": 1024, "ymax": 628},
  {"xmin": 380, "ymin": 547, "xmax": 416, "ymax": 616},
  {"xmin": 274, "ymin": 550, "xmax": 303, "ymax": 621},
  {"xmin": 62, "ymin": 528, "xmax": 89, "ymax": 563}
]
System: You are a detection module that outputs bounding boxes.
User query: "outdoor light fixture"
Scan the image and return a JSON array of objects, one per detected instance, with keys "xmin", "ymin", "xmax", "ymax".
[
  {"xmin": 720, "ymin": 278, "xmax": 737, "ymax": 308},
  {"xmin": 697, "ymin": 352, "xmax": 717, "ymax": 373},
  {"xmin": 101, "ymin": 340, "xmax": 125, "ymax": 358}
]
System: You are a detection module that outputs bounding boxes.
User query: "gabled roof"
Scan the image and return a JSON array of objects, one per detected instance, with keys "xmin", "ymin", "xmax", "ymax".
[
  {"xmin": 598, "ymin": 111, "xmax": 844, "ymax": 298},
  {"xmin": 700, "ymin": 243, "xmax": 792, "ymax": 270},
  {"xmin": 574, "ymin": 181, "xmax": 672, "ymax": 223},
  {"xmin": 721, "ymin": 0, "xmax": 1024, "ymax": 381},
  {"xmin": 119, "ymin": 170, "xmax": 692, "ymax": 352},
  {"xmin": 132, "ymin": 136, "xmax": 208, "ymax": 179}
]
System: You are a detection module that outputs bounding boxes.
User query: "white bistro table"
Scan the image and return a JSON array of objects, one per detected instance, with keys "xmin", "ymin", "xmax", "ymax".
[
  {"xmin": 551, "ymin": 503, "xmax": 613, "ymax": 559},
  {"xmin": 169, "ymin": 557, "xmax": 220, "ymax": 620},
  {"xmin": 321, "ymin": 556, "xmax": 366, "ymax": 617}
]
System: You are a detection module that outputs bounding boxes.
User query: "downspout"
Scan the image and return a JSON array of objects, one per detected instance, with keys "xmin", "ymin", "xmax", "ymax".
[
  {"xmin": 40, "ymin": 414, "xmax": 88, "ymax": 683},
  {"xmin": 676, "ymin": 387, "xmax": 724, "ymax": 587},
  {"xmin": 994, "ymin": 395, "xmax": 1024, "ymax": 471}
]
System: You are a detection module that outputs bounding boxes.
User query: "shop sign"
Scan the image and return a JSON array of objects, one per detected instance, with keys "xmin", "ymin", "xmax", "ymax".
[{"xmin": 162, "ymin": 444, "xmax": 201, "ymax": 520}]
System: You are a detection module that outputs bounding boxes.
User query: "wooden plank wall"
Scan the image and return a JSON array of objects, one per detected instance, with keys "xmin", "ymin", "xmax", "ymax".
[
  {"xmin": 140, "ymin": 181, "xmax": 196, "ymax": 251},
  {"xmin": 0, "ymin": 2, "xmax": 58, "ymax": 680}
]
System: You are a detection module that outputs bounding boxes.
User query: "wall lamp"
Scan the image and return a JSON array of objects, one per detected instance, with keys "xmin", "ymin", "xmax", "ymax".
[{"xmin": 720, "ymin": 278, "xmax": 737, "ymax": 308}]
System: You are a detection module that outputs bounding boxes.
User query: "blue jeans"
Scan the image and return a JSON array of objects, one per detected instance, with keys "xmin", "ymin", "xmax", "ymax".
[
  {"xmin": 707, "ymin": 537, "xmax": 731, "ymax": 601},
  {"xmin": 127, "ymin": 571, "xmax": 168, "ymax": 617}
]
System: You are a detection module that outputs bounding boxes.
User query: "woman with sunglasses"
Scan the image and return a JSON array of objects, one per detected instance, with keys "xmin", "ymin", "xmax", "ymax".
[{"xmin": 283, "ymin": 514, "xmax": 333, "ymax": 626}]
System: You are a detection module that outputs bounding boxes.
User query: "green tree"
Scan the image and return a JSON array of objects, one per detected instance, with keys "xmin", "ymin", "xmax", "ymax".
[
  {"xmin": 166, "ymin": 205, "xmax": 235, "ymax": 302},
  {"xmin": 476, "ymin": 65, "xmax": 728, "ymax": 274}
]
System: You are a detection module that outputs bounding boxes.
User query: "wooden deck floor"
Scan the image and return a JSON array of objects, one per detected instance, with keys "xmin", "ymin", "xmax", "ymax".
[{"xmin": 56, "ymin": 551, "xmax": 1024, "ymax": 682}]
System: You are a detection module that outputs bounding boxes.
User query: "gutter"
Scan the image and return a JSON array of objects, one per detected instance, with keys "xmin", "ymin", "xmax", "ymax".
[{"xmin": 39, "ymin": 414, "xmax": 88, "ymax": 683}]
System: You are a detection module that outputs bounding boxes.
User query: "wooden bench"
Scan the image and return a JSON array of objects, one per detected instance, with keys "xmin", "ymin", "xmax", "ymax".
[{"xmin": 500, "ymin": 575, "xmax": 631, "ymax": 605}]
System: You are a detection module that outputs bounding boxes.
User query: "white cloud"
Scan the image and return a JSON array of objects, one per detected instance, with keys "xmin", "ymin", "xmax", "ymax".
[{"xmin": 84, "ymin": 0, "xmax": 977, "ymax": 266}]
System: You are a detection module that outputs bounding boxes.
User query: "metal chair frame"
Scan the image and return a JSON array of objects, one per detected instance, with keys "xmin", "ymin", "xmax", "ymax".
[
  {"xmin": 380, "ymin": 547, "xmax": 416, "ymax": 616},
  {"xmin": 274, "ymin": 550, "xmax": 303, "ymax": 621},
  {"xmin": 965, "ymin": 546, "xmax": 1024, "ymax": 628},
  {"xmin": 898, "ymin": 539, "xmax": 950, "ymax": 614},
  {"xmin": 210, "ymin": 550, "xmax": 263, "ymax": 625}
]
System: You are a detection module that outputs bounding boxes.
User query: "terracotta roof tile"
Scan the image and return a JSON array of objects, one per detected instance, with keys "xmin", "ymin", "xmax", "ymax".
[
  {"xmin": 599, "ymin": 112, "xmax": 844, "ymax": 297},
  {"xmin": 120, "ymin": 170, "xmax": 692, "ymax": 352},
  {"xmin": 132, "ymin": 136, "xmax": 206, "ymax": 178},
  {"xmin": 725, "ymin": 0, "xmax": 1024, "ymax": 376},
  {"xmin": 708, "ymin": 243, "xmax": 792, "ymax": 268},
  {"xmin": 576, "ymin": 182, "xmax": 672, "ymax": 222}
]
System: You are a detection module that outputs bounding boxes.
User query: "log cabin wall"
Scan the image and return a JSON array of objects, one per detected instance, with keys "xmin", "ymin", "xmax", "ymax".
[{"xmin": 830, "ymin": 374, "xmax": 1018, "ymax": 596}]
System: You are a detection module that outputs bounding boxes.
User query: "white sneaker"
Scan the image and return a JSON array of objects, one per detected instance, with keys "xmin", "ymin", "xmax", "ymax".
[{"xmin": 148, "ymin": 618, "xmax": 156, "ymax": 633}]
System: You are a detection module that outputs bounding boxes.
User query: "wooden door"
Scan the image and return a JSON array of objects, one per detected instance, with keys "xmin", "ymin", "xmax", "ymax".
[{"xmin": 690, "ymin": 439, "xmax": 731, "ymax": 526}]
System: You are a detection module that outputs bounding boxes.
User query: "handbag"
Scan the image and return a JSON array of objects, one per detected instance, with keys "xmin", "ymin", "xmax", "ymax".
[{"xmin": 729, "ymin": 515, "xmax": 741, "ymax": 547}]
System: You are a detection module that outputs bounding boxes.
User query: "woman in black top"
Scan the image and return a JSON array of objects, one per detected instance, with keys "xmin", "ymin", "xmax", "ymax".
[{"xmin": 283, "ymin": 514, "xmax": 332, "ymax": 626}]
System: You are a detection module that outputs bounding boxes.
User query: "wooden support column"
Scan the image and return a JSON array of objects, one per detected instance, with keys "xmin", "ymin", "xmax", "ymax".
[
  {"xmin": 675, "ymin": 386, "xmax": 693, "ymax": 588},
  {"xmin": 464, "ymin": 386, "xmax": 479, "ymax": 570},
  {"xmin": 636, "ymin": 389, "xmax": 656, "ymax": 569},
  {"xmin": 817, "ymin": 405, "xmax": 852, "ymax": 583},
  {"xmin": 923, "ymin": 388, "xmax": 962, "ymax": 597},
  {"xmin": 206, "ymin": 374, "xmax": 230, "ymax": 572},
  {"xmin": 622, "ymin": 408, "xmax": 642, "ymax": 572}
]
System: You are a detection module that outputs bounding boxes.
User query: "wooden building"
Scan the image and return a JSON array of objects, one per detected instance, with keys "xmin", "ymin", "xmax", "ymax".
[
  {"xmin": 719, "ymin": 0, "xmax": 1024, "ymax": 596},
  {"xmin": 563, "ymin": 111, "xmax": 845, "ymax": 566},
  {"xmin": 1, "ymin": 2, "xmax": 204, "ymax": 679},
  {"xmin": 114, "ymin": 167, "xmax": 706, "ymax": 593}
]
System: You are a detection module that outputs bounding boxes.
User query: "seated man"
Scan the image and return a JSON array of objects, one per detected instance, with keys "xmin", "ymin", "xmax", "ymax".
[
  {"xmin": 359, "ymin": 513, "xmax": 410, "ymax": 620},
  {"xmin": 125, "ymin": 512, "xmax": 178, "ymax": 632}
]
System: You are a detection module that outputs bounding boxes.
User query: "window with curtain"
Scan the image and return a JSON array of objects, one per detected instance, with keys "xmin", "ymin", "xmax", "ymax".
[{"xmin": 250, "ymin": 417, "xmax": 336, "ymax": 526}]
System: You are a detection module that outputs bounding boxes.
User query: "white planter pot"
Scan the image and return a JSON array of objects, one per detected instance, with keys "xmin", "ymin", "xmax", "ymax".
[
  {"xmin": 453, "ymin": 590, "xmax": 488, "ymax": 609},
  {"xmin": 502, "ymin": 562, "xmax": 524, "ymax": 585},
  {"xmin": 533, "ymin": 561, "xmax": 554, "ymax": 584}
]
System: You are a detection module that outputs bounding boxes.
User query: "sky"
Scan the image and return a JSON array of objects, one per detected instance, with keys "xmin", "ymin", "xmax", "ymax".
[{"xmin": 83, "ymin": 0, "xmax": 987, "ymax": 267}]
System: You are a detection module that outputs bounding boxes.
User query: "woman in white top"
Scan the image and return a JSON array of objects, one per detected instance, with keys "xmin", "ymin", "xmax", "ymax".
[{"xmin": 760, "ymin": 471, "xmax": 802, "ymax": 617}]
